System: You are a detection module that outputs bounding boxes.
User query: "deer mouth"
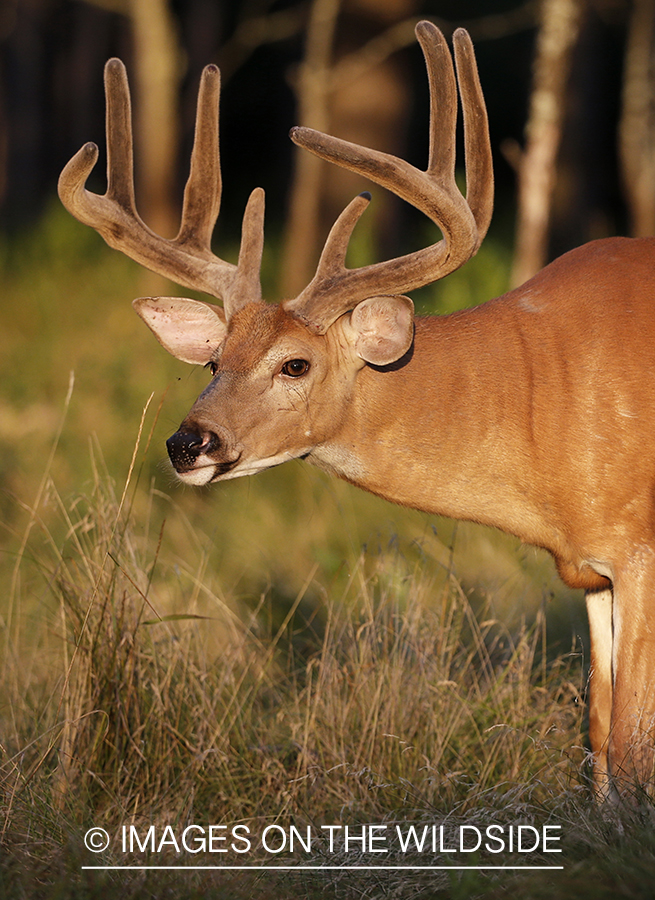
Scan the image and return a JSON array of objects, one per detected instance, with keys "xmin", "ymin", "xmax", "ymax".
[{"xmin": 166, "ymin": 428, "xmax": 241, "ymax": 484}]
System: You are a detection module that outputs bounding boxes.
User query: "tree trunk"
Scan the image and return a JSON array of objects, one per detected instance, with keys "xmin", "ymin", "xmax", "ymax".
[
  {"xmin": 129, "ymin": 0, "xmax": 183, "ymax": 239},
  {"xmin": 619, "ymin": 0, "xmax": 655, "ymax": 237},
  {"xmin": 280, "ymin": 0, "xmax": 341, "ymax": 299},
  {"xmin": 511, "ymin": 0, "xmax": 585, "ymax": 287}
]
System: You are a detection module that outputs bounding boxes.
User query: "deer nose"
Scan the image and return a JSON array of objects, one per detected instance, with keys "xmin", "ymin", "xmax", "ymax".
[{"xmin": 166, "ymin": 430, "xmax": 219, "ymax": 470}]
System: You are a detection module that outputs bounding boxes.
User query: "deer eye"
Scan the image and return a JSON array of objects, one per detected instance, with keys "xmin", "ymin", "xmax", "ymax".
[
  {"xmin": 281, "ymin": 359, "xmax": 310, "ymax": 378},
  {"xmin": 204, "ymin": 361, "xmax": 218, "ymax": 377}
]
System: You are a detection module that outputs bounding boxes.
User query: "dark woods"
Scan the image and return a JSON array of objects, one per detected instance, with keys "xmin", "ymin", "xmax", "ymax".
[{"xmin": 0, "ymin": 0, "xmax": 646, "ymax": 287}]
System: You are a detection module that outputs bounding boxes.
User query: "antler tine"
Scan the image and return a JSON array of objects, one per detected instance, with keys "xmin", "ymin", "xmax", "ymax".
[
  {"xmin": 283, "ymin": 192, "xmax": 372, "ymax": 328},
  {"xmin": 284, "ymin": 22, "xmax": 493, "ymax": 333},
  {"xmin": 104, "ymin": 57, "xmax": 137, "ymax": 213},
  {"xmin": 59, "ymin": 59, "xmax": 263, "ymax": 307},
  {"xmin": 224, "ymin": 187, "xmax": 266, "ymax": 316},
  {"xmin": 451, "ymin": 28, "xmax": 494, "ymax": 242},
  {"xmin": 177, "ymin": 64, "xmax": 222, "ymax": 249}
]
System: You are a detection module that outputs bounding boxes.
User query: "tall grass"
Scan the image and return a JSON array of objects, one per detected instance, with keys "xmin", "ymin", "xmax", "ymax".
[
  {"xmin": 4, "ymin": 207, "xmax": 655, "ymax": 898},
  {"xmin": 7, "ymin": 425, "xmax": 655, "ymax": 900},
  {"xmin": 0, "ymin": 406, "xmax": 589, "ymax": 895}
]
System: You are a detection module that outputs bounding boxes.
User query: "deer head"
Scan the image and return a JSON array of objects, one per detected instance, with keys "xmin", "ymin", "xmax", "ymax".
[{"xmin": 58, "ymin": 22, "xmax": 492, "ymax": 487}]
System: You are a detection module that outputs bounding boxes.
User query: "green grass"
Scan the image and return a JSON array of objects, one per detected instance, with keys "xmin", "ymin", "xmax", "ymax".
[{"xmin": 1, "ymin": 205, "xmax": 654, "ymax": 899}]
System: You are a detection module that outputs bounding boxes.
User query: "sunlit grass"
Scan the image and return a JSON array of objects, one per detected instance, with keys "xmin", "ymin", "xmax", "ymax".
[
  {"xmin": 4, "ymin": 205, "xmax": 652, "ymax": 899},
  {"xmin": 3, "ymin": 426, "xmax": 655, "ymax": 900},
  {"xmin": 1, "ymin": 429, "xmax": 586, "ymax": 882}
]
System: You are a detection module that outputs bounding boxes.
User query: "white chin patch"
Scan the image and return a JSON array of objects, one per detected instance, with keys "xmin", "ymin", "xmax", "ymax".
[
  {"xmin": 175, "ymin": 465, "xmax": 216, "ymax": 486},
  {"xmin": 220, "ymin": 451, "xmax": 306, "ymax": 479},
  {"xmin": 174, "ymin": 449, "xmax": 308, "ymax": 486}
]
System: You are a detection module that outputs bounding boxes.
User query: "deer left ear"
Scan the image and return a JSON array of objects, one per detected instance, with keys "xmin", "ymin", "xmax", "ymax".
[
  {"xmin": 133, "ymin": 297, "xmax": 227, "ymax": 365},
  {"xmin": 349, "ymin": 295, "xmax": 414, "ymax": 366}
]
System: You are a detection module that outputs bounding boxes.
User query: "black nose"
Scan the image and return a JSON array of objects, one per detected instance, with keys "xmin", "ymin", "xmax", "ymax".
[{"xmin": 166, "ymin": 430, "xmax": 218, "ymax": 470}]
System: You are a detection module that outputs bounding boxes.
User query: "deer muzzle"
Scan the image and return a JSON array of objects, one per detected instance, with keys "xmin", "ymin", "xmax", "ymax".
[{"xmin": 166, "ymin": 425, "xmax": 241, "ymax": 484}]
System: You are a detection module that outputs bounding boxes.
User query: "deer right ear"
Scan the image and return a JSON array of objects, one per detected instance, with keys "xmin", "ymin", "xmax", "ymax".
[
  {"xmin": 348, "ymin": 295, "xmax": 414, "ymax": 366},
  {"xmin": 133, "ymin": 297, "xmax": 227, "ymax": 365}
]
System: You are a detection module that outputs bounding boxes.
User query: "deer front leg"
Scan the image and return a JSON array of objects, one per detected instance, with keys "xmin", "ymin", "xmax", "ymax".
[
  {"xmin": 586, "ymin": 587, "xmax": 613, "ymax": 796},
  {"xmin": 609, "ymin": 553, "xmax": 655, "ymax": 796}
]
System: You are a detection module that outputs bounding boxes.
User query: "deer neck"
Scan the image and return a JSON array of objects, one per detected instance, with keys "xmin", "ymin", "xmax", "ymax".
[{"xmin": 309, "ymin": 306, "xmax": 553, "ymax": 549}]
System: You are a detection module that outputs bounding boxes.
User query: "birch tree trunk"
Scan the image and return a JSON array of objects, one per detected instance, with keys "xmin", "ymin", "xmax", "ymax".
[{"xmin": 511, "ymin": 0, "xmax": 585, "ymax": 287}]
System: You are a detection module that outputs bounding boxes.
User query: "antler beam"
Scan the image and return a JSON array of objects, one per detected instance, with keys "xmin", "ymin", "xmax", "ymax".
[{"xmin": 284, "ymin": 23, "xmax": 493, "ymax": 332}]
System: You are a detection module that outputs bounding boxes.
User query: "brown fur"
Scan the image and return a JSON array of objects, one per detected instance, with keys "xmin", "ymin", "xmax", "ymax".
[{"xmin": 177, "ymin": 236, "xmax": 655, "ymax": 798}]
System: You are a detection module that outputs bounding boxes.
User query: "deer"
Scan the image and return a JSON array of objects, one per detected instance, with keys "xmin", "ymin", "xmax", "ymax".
[{"xmin": 58, "ymin": 21, "xmax": 655, "ymax": 800}]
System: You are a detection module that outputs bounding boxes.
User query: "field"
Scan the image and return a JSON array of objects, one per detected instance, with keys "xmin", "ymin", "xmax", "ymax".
[{"xmin": 2, "ymin": 207, "xmax": 655, "ymax": 898}]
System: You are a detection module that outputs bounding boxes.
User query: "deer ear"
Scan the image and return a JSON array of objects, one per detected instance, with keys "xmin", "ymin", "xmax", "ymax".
[
  {"xmin": 133, "ymin": 297, "xmax": 227, "ymax": 365},
  {"xmin": 349, "ymin": 295, "xmax": 414, "ymax": 365}
]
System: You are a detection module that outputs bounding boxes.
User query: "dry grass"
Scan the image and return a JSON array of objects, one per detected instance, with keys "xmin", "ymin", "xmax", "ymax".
[
  {"xmin": 0, "ymin": 408, "xmax": 587, "ymax": 891},
  {"xmin": 4, "ymin": 207, "xmax": 652, "ymax": 899}
]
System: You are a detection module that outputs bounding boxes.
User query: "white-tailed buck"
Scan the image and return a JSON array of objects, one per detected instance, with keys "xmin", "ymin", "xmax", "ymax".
[{"xmin": 59, "ymin": 22, "xmax": 655, "ymax": 798}]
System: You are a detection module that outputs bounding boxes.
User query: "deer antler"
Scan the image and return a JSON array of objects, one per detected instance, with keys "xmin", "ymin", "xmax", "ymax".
[
  {"xmin": 284, "ymin": 22, "xmax": 493, "ymax": 332},
  {"xmin": 59, "ymin": 23, "xmax": 490, "ymax": 332},
  {"xmin": 58, "ymin": 58, "xmax": 264, "ymax": 320}
]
